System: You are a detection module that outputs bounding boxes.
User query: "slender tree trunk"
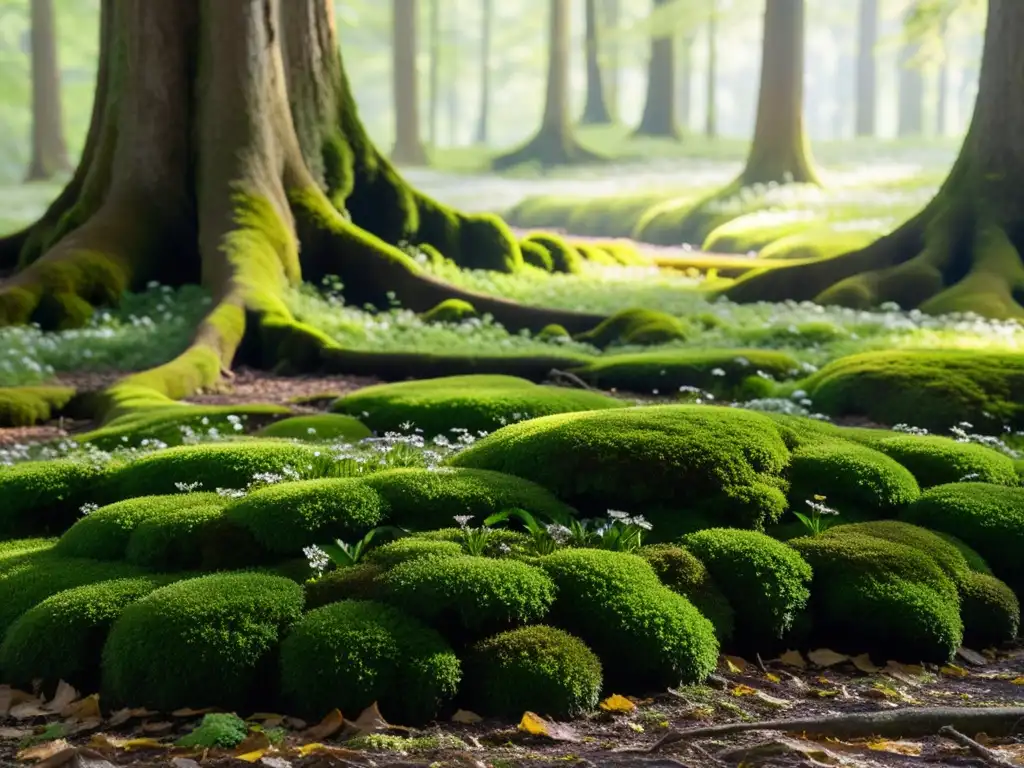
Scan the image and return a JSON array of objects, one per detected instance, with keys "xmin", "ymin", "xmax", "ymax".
[
  {"xmin": 855, "ymin": 0, "xmax": 877, "ymax": 138},
  {"xmin": 473, "ymin": 0, "xmax": 492, "ymax": 143},
  {"xmin": 634, "ymin": 0, "xmax": 680, "ymax": 138},
  {"xmin": 679, "ymin": 35, "xmax": 693, "ymax": 131},
  {"xmin": 446, "ymin": 0, "xmax": 458, "ymax": 146},
  {"xmin": 579, "ymin": 0, "xmax": 612, "ymax": 125},
  {"xmin": 428, "ymin": 0, "xmax": 440, "ymax": 146},
  {"xmin": 898, "ymin": 41, "xmax": 925, "ymax": 137},
  {"xmin": 705, "ymin": 4, "xmax": 718, "ymax": 139},
  {"xmin": 602, "ymin": 0, "xmax": 619, "ymax": 121},
  {"xmin": 25, "ymin": 0, "xmax": 70, "ymax": 181},
  {"xmin": 725, "ymin": 0, "xmax": 1024, "ymax": 320},
  {"xmin": 391, "ymin": 0, "xmax": 428, "ymax": 164},
  {"xmin": 740, "ymin": 0, "xmax": 818, "ymax": 185},
  {"xmin": 936, "ymin": 20, "xmax": 949, "ymax": 137}
]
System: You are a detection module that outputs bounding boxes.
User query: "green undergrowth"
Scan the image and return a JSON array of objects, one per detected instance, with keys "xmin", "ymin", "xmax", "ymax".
[{"xmin": 0, "ymin": 386, "xmax": 76, "ymax": 427}]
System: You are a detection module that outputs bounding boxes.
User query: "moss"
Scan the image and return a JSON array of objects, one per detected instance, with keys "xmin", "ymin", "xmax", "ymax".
[
  {"xmin": 573, "ymin": 348, "xmax": 800, "ymax": 399},
  {"xmin": 255, "ymin": 414, "xmax": 372, "ymax": 442},
  {"xmin": 959, "ymin": 572, "xmax": 1020, "ymax": 648},
  {"xmin": 344, "ymin": 733, "xmax": 467, "ymax": 752},
  {"xmin": 452, "ymin": 405, "xmax": 792, "ymax": 534},
  {"xmin": 376, "ymin": 555, "xmax": 555, "ymax": 639},
  {"xmin": 681, "ymin": 529, "xmax": 811, "ymax": 650},
  {"xmin": 805, "ymin": 350, "xmax": 1024, "ymax": 431},
  {"xmin": 125, "ymin": 501, "xmax": 230, "ymax": 571},
  {"xmin": 702, "ymin": 215, "xmax": 817, "ymax": 255},
  {"xmin": 523, "ymin": 233, "xmax": 583, "ymax": 273},
  {"xmin": 537, "ymin": 323, "xmax": 570, "ymax": 341},
  {"xmin": 279, "ymin": 600, "xmax": 460, "ymax": 723},
  {"xmin": 0, "ymin": 576, "xmax": 167, "ymax": 691},
  {"xmin": 363, "ymin": 467, "xmax": 575, "ymax": 530},
  {"xmin": 790, "ymin": 532, "xmax": 963, "ymax": 662},
  {"xmin": 223, "ymin": 478, "xmax": 387, "ymax": 556},
  {"xmin": 363, "ymin": 537, "xmax": 465, "ymax": 569},
  {"xmin": 0, "ymin": 460, "xmax": 107, "ymax": 539},
  {"xmin": 758, "ymin": 229, "xmax": 874, "ymax": 261},
  {"xmin": 540, "ymin": 549, "xmax": 718, "ymax": 687},
  {"xmin": 900, "ymin": 483, "xmax": 1024, "ymax": 596},
  {"xmin": 465, "ymin": 626, "xmax": 602, "ymax": 719},
  {"xmin": 519, "ymin": 240, "xmax": 554, "ymax": 271},
  {"xmin": 102, "ymin": 573, "xmax": 305, "ymax": 711},
  {"xmin": 420, "ymin": 298, "xmax": 478, "ymax": 324},
  {"xmin": 734, "ymin": 321, "xmax": 849, "ymax": 348},
  {"xmin": 304, "ymin": 563, "xmax": 385, "ymax": 608},
  {"xmin": 0, "ymin": 386, "xmax": 76, "ymax": 427},
  {"xmin": 787, "ymin": 442, "xmax": 920, "ymax": 518},
  {"xmin": 575, "ymin": 308, "xmax": 690, "ymax": 349},
  {"xmin": 640, "ymin": 544, "xmax": 735, "ymax": 642},
  {"xmin": 176, "ymin": 713, "xmax": 248, "ymax": 749},
  {"xmin": 414, "ymin": 527, "xmax": 533, "ymax": 558},
  {"xmin": 57, "ymin": 493, "xmax": 224, "ymax": 561},
  {"xmin": 106, "ymin": 442, "xmax": 327, "ymax": 499},
  {"xmin": 849, "ymin": 433, "xmax": 1019, "ymax": 488},
  {"xmin": 331, "ymin": 374, "xmax": 623, "ymax": 437}
]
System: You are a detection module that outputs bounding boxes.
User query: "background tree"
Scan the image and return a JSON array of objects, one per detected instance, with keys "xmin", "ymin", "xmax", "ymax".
[
  {"xmin": 391, "ymin": 0, "xmax": 428, "ymax": 164},
  {"xmin": 705, "ymin": 1, "xmax": 718, "ymax": 138},
  {"xmin": 855, "ymin": 0, "xmax": 877, "ymax": 137},
  {"xmin": 601, "ymin": 0, "xmax": 620, "ymax": 121},
  {"xmin": 678, "ymin": 32, "xmax": 694, "ymax": 131},
  {"xmin": 473, "ymin": 0, "xmax": 492, "ymax": 143},
  {"xmin": 634, "ymin": 0, "xmax": 681, "ymax": 138},
  {"xmin": 428, "ymin": 0, "xmax": 440, "ymax": 146},
  {"xmin": 25, "ymin": 0, "xmax": 69, "ymax": 180},
  {"xmin": 897, "ymin": 36, "xmax": 925, "ymax": 137},
  {"xmin": 579, "ymin": 0, "xmax": 612, "ymax": 125}
]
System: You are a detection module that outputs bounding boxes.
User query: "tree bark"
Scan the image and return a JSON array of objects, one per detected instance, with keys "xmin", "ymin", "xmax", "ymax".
[
  {"xmin": 705, "ymin": 2, "xmax": 718, "ymax": 139},
  {"xmin": 25, "ymin": 0, "xmax": 70, "ymax": 181},
  {"xmin": 473, "ymin": 0, "xmax": 492, "ymax": 143},
  {"xmin": 634, "ymin": 0, "xmax": 680, "ymax": 139},
  {"xmin": 855, "ymin": 0, "xmax": 877, "ymax": 138},
  {"xmin": 936, "ymin": 19, "xmax": 949, "ymax": 137},
  {"xmin": 579, "ymin": 0, "xmax": 612, "ymax": 125},
  {"xmin": 898, "ymin": 40, "xmax": 925, "ymax": 137},
  {"xmin": 602, "ymin": 0, "xmax": 619, "ymax": 121},
  {"xmin": 724, "ymin": 0, "xmax": 1024, "ymax": 320},
  {"xmin": 428, "ymin": 0, "xmax": 440, "ymax": 146},
  {"xmin": 739, "ymin": 0, "xmax": 818, "ymax": 185},
  {"xmin": 446, "ymin": 0, "xmax": 458, "ymax": 146},
  {"xmin": 679, "ymin": 35, "xmax": 693, "ymax": 131},
  {"xmin": 391, "ymin": 0, "xmax": 428, "ymax": 164}
]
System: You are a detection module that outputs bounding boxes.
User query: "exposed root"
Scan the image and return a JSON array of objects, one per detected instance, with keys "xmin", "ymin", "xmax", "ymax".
[
  {"xmin": 492, "ymin": 132, "xmax": 605, "ymax": 172},
  {"xmin": 939, "ymin": 725, "xmax": 1017, "ymax": 768}
]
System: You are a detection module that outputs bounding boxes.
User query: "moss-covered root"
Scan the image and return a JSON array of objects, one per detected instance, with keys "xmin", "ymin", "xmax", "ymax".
[{"xmin": 491, "ymin": 131, "xmax": 605, "ymax": 172}]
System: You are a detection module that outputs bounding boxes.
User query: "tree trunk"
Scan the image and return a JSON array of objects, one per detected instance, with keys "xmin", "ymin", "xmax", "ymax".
[
  {"xmin": 492, "ymin": 0, "xmax": 602, "ymax": 169},
  {"xmin": 634, "ymin": 0, "xmax": 680, "ymax": 139},
  {"xmin": 898, "ymin": 41, "xmax": 925, "ymax": 137},
  {"xmin": 473, "ymin": 0, "xmax": 492, "ymax": 143},
  {"xmin": 25, "ymin": 0, "xmax": 70, "ymax": 181},
  {"xmin": 446, "ymin": 0, "xmax": 458, "ymax": 146},
  {"xmin": 0, "ymin": 0, "xmax": 606, "ymax": 412},
  {"xmin": 679, "ymin": 35, "xmax": 693, "ymax": 131},
  {"xmin": 855, "ymin": 0, "xmax": 877, "ymax": 138},
  {"xmin": 739, "ymin": 0, "xmax": 818, "ymax": 185},
  {"xmin": 602, "ymin": 0, "xmax": 619, "ymax": 121},
  {"xmin": 936, "ymin": 20, "xmax": 950, "ymax": 137},
  {"xmin": 391, "ymin": 0, "xmax": 428, "ymax": 164},
  {"xmin": 428, "ymin": 0, "xmax": 440, "ymax": 146},
  {"xmin": 579, "ymin": 0, "xmax": 612, "ymax": 125},
  {"xmin": 725, "ymin": 0, "xmax": 1024, "ymax": 320},
  {"xmin": 705, "ymin": 3, "xmax": 718, "ymax": 139}
]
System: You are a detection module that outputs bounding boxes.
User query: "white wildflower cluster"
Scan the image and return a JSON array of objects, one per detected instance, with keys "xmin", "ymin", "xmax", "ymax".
[
  {"xmin": 453, "ymin": 515, "xmax": 475, "ymax": 529},
  {"xmin": 303, "ymin": 545, "xmax": 331, "ymax": 576},
  {"xmin": 606, "ymin": 509, "xmax": 652, "ymax": 530},
  {"xmin": 174, "ymin": 481, "xmax": 203, "ymax": 493},
  {"xmin": 949, "ymin": 422, "xmax": 1021, "ymax": 459},
  {"xmin": 805, "ymin": 498, "xmax": 838, "ymax": 516},
  {"xmin": 80, "ymin": 502, "xmax": 99, "ymax": 516},
  {"xmin": 545, "ymin": 524, "xmax": 572, "ymax": 545},
  {"xmin": 216, "ymin": 487, "xmax": 247, "ymax": 499}
]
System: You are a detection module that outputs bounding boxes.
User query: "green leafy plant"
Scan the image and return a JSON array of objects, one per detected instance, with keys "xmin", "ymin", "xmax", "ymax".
[
  {"xmin": 485, "ymin": 507, "xmax": 563, "ymax": 555},
  {"xmin": 793, "ymin": 496, "xmax": 840, "ymax": 535},
  {"xmin": 304, "ymin": 526, "xmax": 407, "ymax": 576},
  {"xmin": 455, "ymin": 514, "xmax": 497, "ymax": 556},
  {"xmin": 592, "ymin": 510, "xmax": 652, "ymax": 552}
]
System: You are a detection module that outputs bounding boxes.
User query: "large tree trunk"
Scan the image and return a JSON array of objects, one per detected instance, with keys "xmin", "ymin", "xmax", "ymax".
[
  {"xmin": 705, "ymin": 3, "xmax": 718, "ymax": 139},
  {"xmin": 897, "ymin": 41, "xmax": 925, "ymax": 137},
  {"xmin": 725, "ymin": 0, "xmax": 1024, "ymax": 320},
  {"xmin": 473, "ymin": 0, "xmax": 492, "ymax": 143},
  {"xmin": 391, "ymin": 0, "xmax": 428, "ymax": 164},
  {"xmin": 679, "ymin": 35, "xmax": 693, "ymax": 131},
  {"xmin": 492, "ymin": 0, "xmax": 601, "ymax": 169},
  {"xmin": 0, "ymin": 0, "xmax": 606, "ymax": 413},
  {"xmin": 579, "ymin": 0, "xmax": 612, "ymax": 125},
  {"xmin": 634, "ymin": 0, "xmax": 680, "ymax": 139},
  {"xmin": 428, "ymin": 0, "xmax": 440, "ymax": 146},
  {"xmin": 739, "ymin": 0, "xmax": 818, "ymax": 185},
  {"xmin": 855, "ymin": 0, "xmax": 877, "ymax": 138},
  {"xmin": 602, "ymin": 0, "xmax": 619, "ymax": 121},
  {"xmin": 25, "ymin": 0, "xmax": 70, "ymax": 181},
  {"xmin": 936, "ymin": 20, "xmax": 949, "ymax": 137}
]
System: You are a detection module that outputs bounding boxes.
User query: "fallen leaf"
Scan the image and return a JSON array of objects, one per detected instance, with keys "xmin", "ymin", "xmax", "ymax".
[
  {"xmin": 301, "ymin": 708, "xmax": 344, "ymax": 741},
  {"xmin": 0, "ymin": 688, "xmax": 37, "ymax": 718},
  {"xmin": 451, "ymin": 709, "xmax": 483, "ymax": 724},
  {"xmin": 170, "ymin": 760, "xmax": 202, "ymax": 768},
  {"xmin": 1011, "ymin": 677, "xmax": 1024, "ymax": 685},
  {"xmin": 105, "ymin": 708, "xmax": 157, "ymax": 727},
  {"xmin": 627, "ymin": 722, "xmax": 644, "ymax": 733},
  {"xmin": 92, "ymin": 736, "xmax": 166, "ymax": 752},
  {"xmin": 722, "ymin": 655, "xmax": 747, "ymax": 674},
  {"xmin": 809, "ymin": 689, "xmax": 839, "ymax": 698},
  {"xmin": 598, "ymin": 694, "xmax": 636, "ymax": 713},
  {"xmin": 731, "ymin": 684, "xmax": 757, "ymax": 697},
  {"xmin": 44, "ymin": 682, "xmax": 79, "ymax": 715},
  {"xmin": 350, "ymin": 702, "xmax": 388, "ymax": 734},
  {"xmin": 941, "ymin": 664, "xmax": 969, "ymax": 678},
  {"xmin": 0, "ymin": 727, "xmax": 34, "ymax": 739},
  {"xmin": 808, "ymin": 649, "xmax": 849, "ymax": 668},
  {"xmin": 61, "ymin": 695, "xmax": 100, "ymax": 722},
  {"xmin": 778, "ymin": 650, "xmax": 807, "ymax": 669},
  {"xmin": 957, "ymin": 647, "xmax": 988, "ymax": 666},
  {"xmin": 517, "ymin": 712, "xmax": 579, "ymax": 742},
  {"xmin": 867, "ymin": 739, "xmax": 923, "ymax": 756},
  {"xmin": 140, "ymin": 722, "xmax": 174, "ymax": 736},
  {"xmin": 754, "ymin": 691, "xmax": 792, "ymax": 709},
  {"xmin": 282, "ymin": 717, "xmax": 306, "ymax": 730},
  {"xmin": 234, "ymin": 732, "xmax": 272, "ymax": 763},
  {"xmin": 16, "ymin": 739, "xmax": 72, "ymax": 763},
  {"xmin": 9, "ymin": 701, "xmax": 49, "ymax": 720},
  {"xmin": 764, "ymin": 672, "xmax": 781, "ymax": 683},
  {"xmin": 66, "ymin": 718, "xmax": 103, "ymax": 736},
  {"xmin": 170, "ymin": 708, "xmax": 216, "ymax": 718},
  {"xmin": 296, "ymin": 743, "xmax": 326, "ymax": 758},
  {"xmin": 884, "ymin": 661, "xmax": 927, "ymax": 686},
  {"xmin": 257, "ymin": 758, "xmax": 292, "ymax": 768},
  {"xmin": 850, "ymin": 654, "xmax": 880, "ymax": 674},
  {"xmin": 718, "ymin": 738, "xmax": 839, "ymax": 765}
]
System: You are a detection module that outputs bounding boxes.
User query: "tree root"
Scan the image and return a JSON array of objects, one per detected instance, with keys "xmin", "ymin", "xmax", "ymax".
[
  {"xmin": 939, "ymin": 725, "xmax": 1017, "ymax": 767},
  {"xmin": 650, "ymin": 707, "xmax": 1024, "ymax": 748},
  {"xmin": 492, "ymin": 132, "xmax": 606, "ymax": 172}
]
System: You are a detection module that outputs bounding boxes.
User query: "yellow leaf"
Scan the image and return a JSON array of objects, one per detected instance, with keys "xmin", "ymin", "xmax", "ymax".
[
  {"xmin": 598, "ymin": 695, "xmax": 635, "ymax": 713},
  {"xmin": 941, "ymin": 665, "xmax": 969, "ymax": 678},
  {"xmin": 731, "ymin": 684, "xmax": 757, "ymax": 697},
  {"xmin": 808, "ymin": 649, "xmax": 849, "ymax": 668},
  {"xmin": 518, "ymin": 712, "xmax": 550, "ymax": 737},
  {"xmin": 61, "ymin": 694, "xmax": 100, "ymax": 722},
  {"xmin": 850, "ymin": 654, "xmax": 880, "ymax": 674},
  {"xmin": 778, "ymin": 650, "xmax": 807, "ymax": 669},
  {"xmin": 451, "ymin": 709, "xmax": 483, "ymax": 724},
  {"xmin": 234, "ymin": 731, "xmax": 271, "ymax": 762},
  {"xmin": 235, "ymin": 750, "xmax": 268, "ymax": 763},
  {"xmin": 765, "ymin": 673, "xmax": 781, "ymax": 683},
  {"xmin": 810, "ymin": 689, "xmax": 839, "ymax": 698},
  {"xmin": 118, "ymin": 738, "xmax": 166, "ymax": 751},
  {"xmin": 813, "ymin": 494, "xmax": 827, "ymax": 501},
  {"xmin": 297, "ymin": 743, "xmax": 326, "ymax": 757},
  {"xmin": 627, "ymin": 722, "xmax": 644, "ymax": 733},
  {"xmin": 1011, "ymin": 677, "xmax": 1024, "ymax": 685},
  {"xmin": 867, "ymin": 739, "xmax": 922, "ymax": 756},
  {"xmin": 723, "ymin": 655, "xmax": 748, "ymax": 674}
]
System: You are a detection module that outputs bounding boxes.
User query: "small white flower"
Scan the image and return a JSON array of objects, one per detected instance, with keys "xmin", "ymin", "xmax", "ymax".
[
  {"xmin": 545, "ymin": 524, "xmax": 572, "ymax": 544},
  {"xmin": 629, "ymin": 515, "xmax": 653, "ymax": 531},
  {"xmin": 454, "ymin": 515, "xmax": 474, "ymax": 529},
  {"xmin": 80, "ymin": 502, "xmax": 99, "ymax": 516},
  {"xmin": 302, "ymin": 545, "xmax": 331, "ymax": 576},
  {"xmin": 607, "ymin": 510, "xmax": 630, "ymax": 520},
  {"xmin": 711, "ymin": 367, "xmax": 726, "ymax": 377},
  {"xmin": 174, "ymin": 481, "xmax": 203, "ymax": 492}
]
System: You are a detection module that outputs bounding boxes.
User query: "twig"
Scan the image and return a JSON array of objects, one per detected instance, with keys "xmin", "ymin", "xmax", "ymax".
[
  {"xmin": 546, "ymin": 369, "xmax": 598, "ymax": 392},
  {"xmin": 939, "ymin": 725, "xmax": 1016, "ymax": 767}
]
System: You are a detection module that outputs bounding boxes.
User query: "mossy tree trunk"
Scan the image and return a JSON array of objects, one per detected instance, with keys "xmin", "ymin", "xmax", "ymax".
[
  {"xmin": 705, "ymin": 2, "xmax": 718, "ymax": 139},
  {"xmin": 634, "ymin": 0, "xmax": 680, "ymax": 139},
  {"xmin": 25, "ymin": 0, "xmax": 70, "ymax": 182},
  {"xmin": 725, "ymin": 0, "xmax": 1024, "ymax": 320},
  {"xmin": 898, "ymin": 40, "xmax": 925, "ymax": 137},
  {"xmin": 0, "ymin": 0, "xmax": 607, "ymax": 407},
  {"xmin": 579, "ymin": 0, "xmax": 612, "ymax": 126},
  {"xmin": 855, "ymin": 0, "xmax": 877, "ymax": 138},
  {"xmin": 492, "ymin": 0, "xmax": 602, "ymax": 169},
  {"xmin": 391, "ymin": 0, "xmax": 428, "ymax": 165},
  {"xmin": 739, "ymin": 0, "xmax": 818, "ymax": 186},
  {"xmin": 473, "ymin": 0, "xmax": 492, "ymax": 144}
]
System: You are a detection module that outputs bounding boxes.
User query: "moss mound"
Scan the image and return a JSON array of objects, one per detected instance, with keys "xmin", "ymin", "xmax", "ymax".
[
  {"xmin": 420, "ymin": 298, "xmax": 478, "ymax": 324},
  {"xmin": 572, "ymin": 349, "xmax": 800, "ymax": 397},
  {"xmin": 280, "ymin": 600, "xmax": 460, "ymax": 723},
  {"xmin": 124, "ymin": 500, "xmax": 229, "ymax": 571},
  {"xmin": 102, "ymin": 573, "xmax": 305, "ymax": 711},
  {"xmin": 465, "ymin": 626, "xmax": 602, "ymax": 719},
  {"xmin": 790, "ymin": 532, "xmax": 963, "ymax": 662},
  {"xmin": 364, "ymin": 537, "xmax": 466, "ymax": 569},
  {"xmin": 681, "ymin": 529, "xmax": 811, "ymax": 649},
  {"xmin": 223, "ymin": 478, "xmax": 387, "ymax": 555},
  {"xmin": 414, "ymin": 527, "xmax": 533, "ymax": 558},
  {"xmin": 787, "ymin": 442, "xmax": 920, "ymax": 518},
  {"xmin": 107, "ymin": 442, "xmax": 326, "ymax": 499},
  {"xmin": 57, "ymin": 493, "xmax": 224, "ymax": 561},
  {"xmin": 0, "ymin": 386, "xmax": 75, "ymax": 427},
  {"xmin": 304, "ymin": 563, "xmax": 385, "ymax": 608},
  {"xmin": 959, "ymin": 572, "xmax": 1020, "ymax": 648},
  {"xmin": 805, "ymin": 350, "xmax": 1024, "ymax": 431},
  {"xmin": 256, "ymin": 414, "xmax": 372, "ymax": 442},
  {"xmin": 537, "ymin": 323, "xmax": 570, "ymax": 341},
  {"xmin": 575, "ymin": 308, "xmax": 690, "ymax": 349},
  {"xmin": 376, "ymin": 555, "xmax": 555, "ymax": 639},
  {"xmin": 540, "ymin": 549, "xmax": 718, "ymax": 687},
  {"xmin": 852, "ymin": 433, "xmax": 1019, "ymax": 488},
  {"xmin": 452, "ymin": 405, "xmax": 791, "ymax": 534},
  {"xmin": 0, "ymin": 576, "xmax": 166, "ymax": 691},
  {"xmin": 0, "ymin": 460, "xmax": 106, "ymax": 539},
  {"xmin": 640, "ymin": 545, "xmax": 735, "ymax": 641},
  {"xmin": 900, "ymin": 483, "xmax": 1024, "ymax": 596},
  {"xmin": 519, "ymin": 240, "xmax": 554, "ymax": 271},
  {"xmin": 331, "ymin": 374, "xmax": 623, "ymax": 437},
  {"xmin": 523, "ymin": 232, "xmax": 583, "ymax": 273},
  {"xmin": 363, "ymin": 467, "xmax": 575, "ymax": 530}
]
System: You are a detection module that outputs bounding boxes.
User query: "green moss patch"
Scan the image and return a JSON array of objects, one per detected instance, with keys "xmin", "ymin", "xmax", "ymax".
[
  {"xmin": 522, "ymin": 232, "xmax": 583, "ymax": 273},
  {"xmin": 640, "ymin": 544, "xmax": 735, "ymax": 642},
  {"xmin": 850, "ymin": 433, "xmax": 1019, "ymax": 488},
  {"xmin": 0, "ymin": 460, "xmax": 107, "ymax": 539},
  {"xmin": 255, "ymin": 414, "xmax": 372, "ymax": 442},
  {"xmin": 123, "ymin": 501, "xmax": 229, "ymax": 571},
  {"xmin": 0, "ymin": 386, "xmax": 75, "ymax": 428},
  {"xmin": 420, "ymin": 298, "xmax": 478, "ymax": 324},
  {"xmin": 575, "ymin": 308, "xmax": 690, "ymax": 349},
  {"xmin": 331, "ymin": 374, "xmax": 624, "ymax": 437},
  {"xmin": 364, "ymin": 537, "xmax": 466, "ymax": 569},
  {"xmin": 959, "ymin": 572, "xmax": 1020, "ymax": 648},
  {"xmin": 304, "ymin": 563, "xmax": 385, "ymax": 609}
]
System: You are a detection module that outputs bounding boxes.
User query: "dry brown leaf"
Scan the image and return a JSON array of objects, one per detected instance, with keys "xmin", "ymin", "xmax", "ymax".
[
  {"xmin": 9, "ymin": 701, "xmax": 50, "ymax": 720},
  {"xmin": 867, "ymin": 738, "xmax": 923, "ymax": 756},
  {"xmin": 941, "ymin": 664, "xmax": 970, "ymax": 678},
  {"xmin": 140, "ymin": 721, "xmax": 175, "ymax": 736},
  {"xmin": 169, "ymin": 759, "xmax": 202, "ymax": 768},
  {"xmin": 0, "ymin": 688, "xmax": 37, "ymax": 718},
  {"xmin": 62, "ymin": 695, "xmax": 101, "ymax": 722},
  {"xmin": 451, "ymin": 709, "xmax": 483, "ymax": 724},
  {"xmin": 234, "ymin": 731, "xmax": 272, "ymax": 763},
  {"xmin": 850, "ymin": 654, "xmax": 880, "ymax": 674},
  {"xmin": 0, "ymin": 727, "xmax": 34, "ymax": 739},
  {"xmin": 722, "ymin": 655, "xmax": 747, "ymax": 674},
  {"xmin": 517, "ymin": 712, "xmax": 579, "ymax": 742},
  {"xmin": 957, "ymin": 647, "xmax": 988, "ymax": 666},
  {"xmin": 731, "ymin": 684, "xmax": 758, "ymax": 697},
  {"xmin": 598, "ymin": 694, "xmax": 636, "ymax": 713},
  {"xmin": 754, "ymin": 691, "xmax": 792, "ymax": 709},
  {"xmin": 349, "ymin": 702, "xmax": 388, "ymax": 734},
  {"xmin": 44, "ymin": 682, "xmax": 79, "ymax": 714},
  {"xmin": 301, "ymin": 708, "xmax": 344, "ymax": 741},
  {"xmin": 66, "ymin": 718, "xmax": 104, "ymax": 736},
  {"xmin": 16, "ymin": 739, "xmax": 73, "ymax": 763},
  {"xmin": 718, "ymin": 737, "xmax": 840, "ymax": 766},
  {"xmin": 105, "ymin": 708, "xmax": 157, "ymax": 727},
  {"xmin": 778, "ymin": 650, "xmax": 807, "ymax": 669},
  {"xmin": 808, "ymin": 649, "xmax": 849, "ymax": 668},
  {"xmin": 170, "ymin": 707, "xmax": 216, "ymax": 718}
]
